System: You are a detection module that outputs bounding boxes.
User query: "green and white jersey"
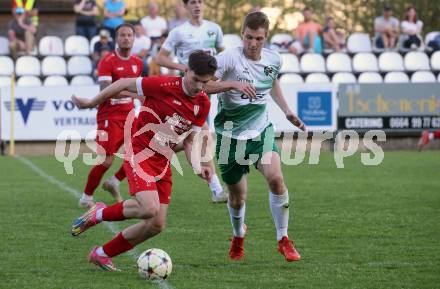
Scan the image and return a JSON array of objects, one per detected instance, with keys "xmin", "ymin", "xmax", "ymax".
[
  {"xmin": 214, "ymin": 47, "xmax": 282, "ymax": 139},
  {"xmin": 162, "ymin": 20, "xmax": 224, "ymax": 65}
]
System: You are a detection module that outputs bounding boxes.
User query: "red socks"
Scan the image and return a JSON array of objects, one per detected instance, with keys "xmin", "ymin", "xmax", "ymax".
[
  {"xmin": 103, "ymin": 232, "xmax": 134, "ymax": 257},
  {"xmin": 102, "ymin": 201, "xmax": 125, "ymax": 221},
  {"xmin": 114, "ymin": 165, "xmax": 126, "ymax": 181},
  {"xmin": 433, "ymin": 131, "xmax": 440, "ymax": 139},
  {"xmin": 84, "ymin": 164, "xmax": 109, "ymax": 196}
]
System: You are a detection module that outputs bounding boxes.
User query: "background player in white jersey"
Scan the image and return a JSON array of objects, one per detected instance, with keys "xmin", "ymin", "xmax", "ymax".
[
  {"xmin": 155, "ymin": 0, "xmax": 227, "ymax": 203},
  {"xmin": 205, "ymin": 12, "xmax": 306, "ymax": 262}
]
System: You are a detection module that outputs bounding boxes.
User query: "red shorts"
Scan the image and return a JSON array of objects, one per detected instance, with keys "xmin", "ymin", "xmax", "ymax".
[
  {"xmin": 96, "ymin": 119, "xmax": 126, "ymax": 155},
  {"xmin": 123, "ymin": 158, "xmax": 172, "ymax": 204}
]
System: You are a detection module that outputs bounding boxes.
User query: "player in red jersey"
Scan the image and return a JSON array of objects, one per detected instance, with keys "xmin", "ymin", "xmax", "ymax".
[
  {"xmin": 70, "ymin": 51, "xmax": 217, "ymax": 271},
  {"xmin": 79, "ymin": 23, "xmax": 143, "ymax": 208},
  {"xmin": 418, "ymin": 130, "xmax": 440, "ymax": 151}
]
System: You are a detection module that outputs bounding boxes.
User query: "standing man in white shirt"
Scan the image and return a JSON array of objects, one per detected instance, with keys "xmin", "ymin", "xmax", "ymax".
[
  {"xmin": 155, "ymin": 0, "xmax": 227, "ymax": 203},
  {"xmin": 132, "ymin": 23, "xmax": 151, "ymax": 76},
  {"xmin": 140, "ymin": 2, "xmax": 167, "ymax": 44}
]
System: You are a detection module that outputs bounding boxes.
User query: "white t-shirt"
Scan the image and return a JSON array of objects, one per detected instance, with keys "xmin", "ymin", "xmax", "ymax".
[
  {"xmin": 132, "ymin": 35, "xmax": 151, "ymax": 56},
  {"xmin": 140, "ymin": 15, "xmax": 167, "ymax": 38},
  {"xmin": 401, "ymin": 20, "xmax": 423, "ymax": 35},
  {"xmin": 162, "ymin": 20, "xmax": 224, "ymax": 65},
  {"xmin": 374, "ymin": 16, "xmax": 400, "ymax": 37},
  {"xmin": 214, "ymin": 47, "xmax": 282, "ymax": 139}
]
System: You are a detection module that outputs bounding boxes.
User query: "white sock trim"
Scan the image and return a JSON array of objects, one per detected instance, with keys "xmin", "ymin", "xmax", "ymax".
[
  {"xmin": 269, "ymin": 191, "xmax": 289, "ymax": 241},
  {"xmin": 96, "ymin": 246, "xmax": 108, "ymax": 257},
  {"xmin": 96, "ymin": 208, "xmax": 104, "ymax": 222},
  {"xmin": 80, "ymin": 193, "xmax": 93, "ymax": 202},
  {"xmin": 227, "ymin": 202, "xmax": 246, "ymax": 237}
]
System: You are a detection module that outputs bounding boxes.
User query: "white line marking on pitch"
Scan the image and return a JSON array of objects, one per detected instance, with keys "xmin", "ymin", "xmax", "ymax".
[{"xmin": 16, "ymin": 156, "xmax": 176, "ymax": 289}]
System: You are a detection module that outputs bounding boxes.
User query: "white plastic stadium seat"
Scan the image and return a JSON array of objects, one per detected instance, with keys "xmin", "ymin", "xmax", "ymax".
[
  {"xmin": 0, "ymin": 56, "xmax": 14, "ymax": 75},
  {"xmin": 279, "ymin": 73, "xmax": 303, "ymax": 84},
  {"xmin": 358, "ymin": 72, "xmax": 383, "ymax": 83},
  {"xmin": 326, "ymin": 53, "xmax": 352, "ymax": 72},
  {"xmin": 67, "ymin": 56, "xmax": 93, "ymax": 75},
  {"xmin": 0, "ymin": 36, "xmax": 10, "ymax": 55},
  {"xmin": 17, "ymin": 76, "xmax": 42, "ymax": 87},
  {"xmin": 300, "ymin": 53, "xmax": 326, "ymax": 73},
  {"xmin": 15, "ymin": 56, "xmax": 40, "ymax": 76},
  {"xmin": 404, "ymin": 51, "xmax": 430, "ymax": 71},
  {"xmin": 347, "ymin": 33, "xmax": 372, "ymax": 53},
  {"xmin": 425, "ymin": 31, "xmax": 440, "ymax": 50},
  {"xmin": 65, "ymin": 36, "xmax": 90, "ymax": 56},
  {"xmin": 384, "ymin": 72, "xmax": 409, "ymax": 83},
  {"xmin": 43, "ymin": 75, "xmax": 69, "ymax": 86},
  {"xmin": 430, "ymin": 51, "xmax": 440, "ymax": 71},
  {"xmin": 223, "ymin": 34, "xmax": 242, "ymax": 50},
  {"xmin": 352, "ymin": 53, "xmax": 378, "ymax": 72},
  {"xmin": 38, "ymin": 36, "xmax": 64, "ymax": 56},
  {"xmin": 411, "ymin": 71, "xmax": 436, "ymax": 83},
  {"xmin": 378, "ymin": 52, "xmax": 404, "ymax": 72},
  {"xmin": 332, "ymin": 72, "xmax": 357, "ymax": 84},
  {"xmin": 41, "ymin": 56, "xmax": 67, "ymax": 76},
  {"xmin": 70, "ymin": 75, "xmax": 95, "ymax": 85},
  {"xmin": 280, "ymin": 53, "xmax": 300, "ymax": 73},
  {"xmin": 0, "ymin": 76, "xmax": 12, "ymax": 87},
  {"xmin": 305, "ymin": 73, "xmax": 330, "ymax": 83},
  {"xmin": 270, "ymin": 33, "xmax": 293, "ymax": 52}
]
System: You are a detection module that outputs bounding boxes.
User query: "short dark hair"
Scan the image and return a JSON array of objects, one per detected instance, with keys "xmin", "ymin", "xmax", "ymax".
[
  {"xmin": 242, "ymin": 11, "xmax": 269, "ymax": 32},
  {"xmin": 115, "ymin": 23, "xmax": 135, "ymax": 37},
  {"xmin": 188, "ymin": 50, "xmax": 217, "ymax": 76}
]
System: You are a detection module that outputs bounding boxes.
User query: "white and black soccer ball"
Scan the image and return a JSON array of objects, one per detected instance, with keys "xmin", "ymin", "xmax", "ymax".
[{"xmin": 137, "ymin": 248, "xmax": 172, "ymax": 280}]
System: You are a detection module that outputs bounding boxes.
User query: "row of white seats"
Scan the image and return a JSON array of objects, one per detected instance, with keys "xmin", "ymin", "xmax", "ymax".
[
  {"xmin": 0, "ymin": 55, "xmax": 92, "ymax": 77},
  {"xmin": 270, "ymin": 32, "xmax": 440, "ymax": 54},
  {"xmin": 2, "ymin": 72, "xmax": 436, "ymax": 87},
  {"xmin": 280, "ymin": 51, "xmax": 440, "ymax": 74},
  {"xmin": 280, "ymin": 71, "xmax": 440, "ymax": 84},
  {"xmin": 0, "ymin": 75, "xmax": 95, "ymax": 87},
  {"xmin": 0, "ymin": 35, "xmax": 105, "ymax": 56}
]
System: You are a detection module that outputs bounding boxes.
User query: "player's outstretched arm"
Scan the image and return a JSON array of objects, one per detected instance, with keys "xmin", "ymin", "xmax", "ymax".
[
  {"xmin": 155, "ymin": 48, "xmax": 188, "ymax": 72},
  {"xmin": 204, "ymin": 78, "xmax": 257, "ymax": 99},
  {"xmin": 271, "ymin": 79, "xmax": 306, "ymax": 131},
  {"xmin": 72, "ymin": 78, "xmax": 138, "ymax": 109},
  {"xmin": 183, "ymin": 131, "xmax": 212, "ymax": 182}
]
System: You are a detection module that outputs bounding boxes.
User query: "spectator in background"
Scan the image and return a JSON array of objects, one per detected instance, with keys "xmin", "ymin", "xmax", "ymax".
[
  {"xmin": 92, "ymin": 29, "xmax": 115, "ymax": 76},
  {"xmin": 8, "ymin": 7, "xmax": 36, "ymax": 58},
  {"xmin": 103, "ymin": 0, "xmax": 125, "ymax": 39},
  {"xmin": 168, "ymin": 3, "xmax": 187, "ymax": 31},
  {"xmin": 322, "ymin": 17, "xmax": 345, "ymax": 52},
  {"xmin": 73, "ymin": 0, "xmax": 99, "ymax": 40},
  {"xmin": 250, "ymin": 4, "xmax": 261, "ymax": 13},
  {"xmin": 148, "ymin": 32, "xmax": 170, "ymax": 76},
  {"xmin": 374, "ymin": 5, "xmax": 399, "ymax": 49},
  {"xmin": 132, "ymin": 23, "xmax": 151, "ymax": 76},
  {"xmin": 294, "ymin": 7, "xmax": 322, "ymax": 53},
  {"xmin": 12, "ymin": 0, "xmax": 39, "ymax": 27},
  {"xmin": 141, "ymin": 2, "xmax": 167, "ymax": 44},
  {"xmin": 400, "ymin": 6, "xmax": 423, "ymax": 50}
]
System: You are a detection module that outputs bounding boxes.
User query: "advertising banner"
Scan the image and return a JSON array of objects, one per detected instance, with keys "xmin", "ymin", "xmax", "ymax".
[
  {"xmin": 338, "ymin": 83, "xmax": 440, "ymax": 130},
  {"xmin": 1, "ymin": 85, "xmax": 99, "ymax": 141}
]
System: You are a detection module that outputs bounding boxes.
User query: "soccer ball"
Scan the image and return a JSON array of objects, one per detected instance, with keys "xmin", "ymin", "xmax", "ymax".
[{"xmin": 137, "ymin": 248, "xmax": 172, "ymax": 280}]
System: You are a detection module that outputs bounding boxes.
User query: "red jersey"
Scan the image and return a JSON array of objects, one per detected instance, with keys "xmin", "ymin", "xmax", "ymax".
[
  {"xmin": 97, "ymin": 51, "xmax": 143, "ymax": 122},
  {"xmin": 130, "ymin": 76, "xmax": 210, "ymax": 171}
]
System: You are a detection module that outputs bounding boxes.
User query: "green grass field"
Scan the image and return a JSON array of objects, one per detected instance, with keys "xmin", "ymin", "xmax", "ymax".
[{"xmin": 0, "ymin": 151, "xmax": 439, "ymax": 289}]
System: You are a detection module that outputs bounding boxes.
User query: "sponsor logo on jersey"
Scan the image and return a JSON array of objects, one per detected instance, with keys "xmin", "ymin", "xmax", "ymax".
[
  {"xmin": 116, "ymin": 67, "xmax": 124, "ymax": 71},
  {"xmin": 173, "ymin": 100, "xmax": 182, "ymax": 106},
  {"xmin": 194, "ymin": 105, "xmax": 199, "ymax": 116},
  {"xmin": 263, "ymin": 65, "xmax": 278, "ymax": 79},
  {"xmin": 207, "ymin": 31, "xmax": 216, "ymax": 37}
]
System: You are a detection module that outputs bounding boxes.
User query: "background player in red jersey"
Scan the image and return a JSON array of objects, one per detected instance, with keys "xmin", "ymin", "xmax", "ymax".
[
  {"xmin": 70, "ymin": 51, "xmax": 217, "ymax": 271},
  {"xmin": 79, "ymin": 23, "xmax": 143, "ymax": 208}
]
